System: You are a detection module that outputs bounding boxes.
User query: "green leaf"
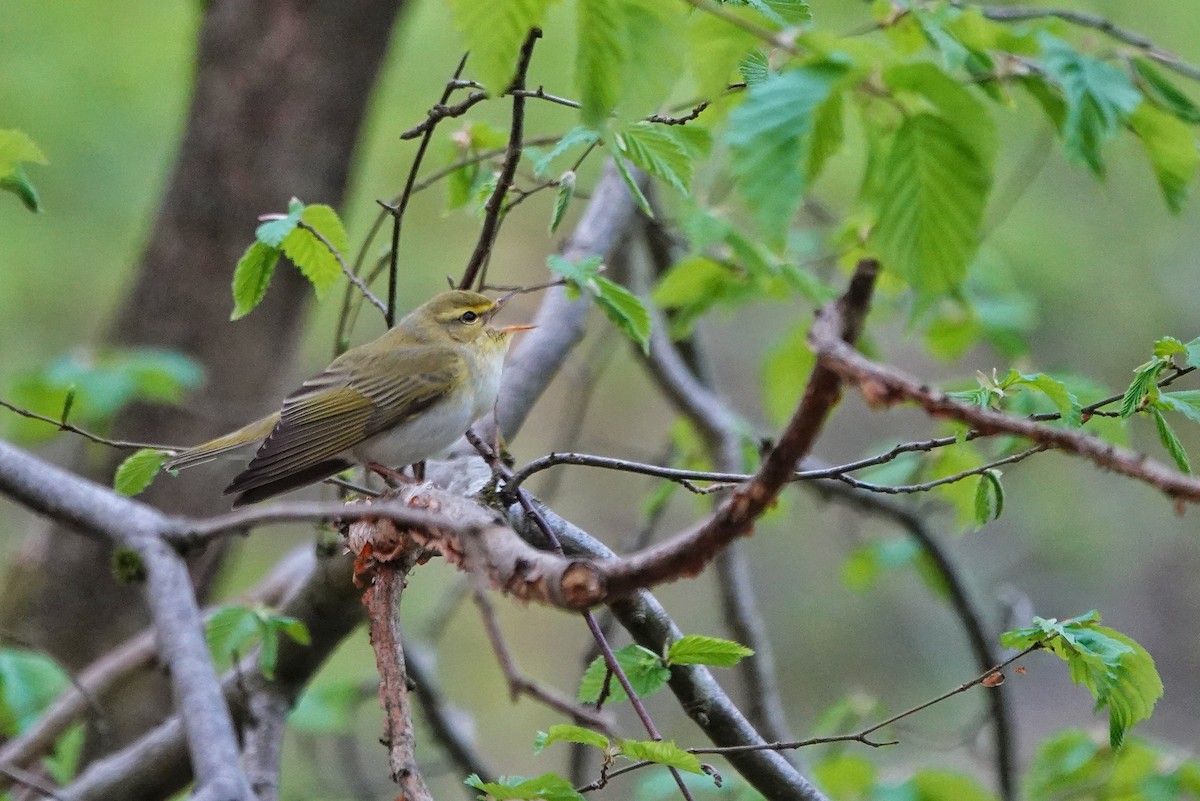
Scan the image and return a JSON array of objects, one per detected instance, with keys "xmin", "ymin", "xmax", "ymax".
[
  {"xmin": 548, "ymin": 255, "xmax": 651, "ymax": 351},
  {"xmin": 762, "ymin": 321, "xmax": 816, "ymax": 426},
  {"xmin": 618, "ymin": 739, "xmax": 703, "ymax": 773},
  {"xmin": 1151, "ymin": 407, "xmax": 1191, "ymax": 473},
  {"xmin": 813, "ymin": 753, "xmax": 876, "ymax": 801},
  {"xmin": 549, "ymin": 171, "xmax": 575, "ymax": 234},
  {"xmin": 883, "ymin": 62, "xmax": 997, "ymax": 163},
  {"xmin": 1186, "ymin": 337, "xmax": 1200, "ymax": 370},
  {"xmin": 973, "ymin": 469, "xmax": 1004, "ymax": 525},
  {"xmin": 534, "ymin": 724, "xmax": 610, "ymax": 754},
  {"xmin": 300, "ymin": 203, "xmax": 349, "ymax": 254},
  {"xmin": 871, "ymin": 112, "xmax": 991, "ymax": 300},
  {"xmin": 689, "ymin": 10, "xmax": 759, "ymax": 101},
  {"xmin": 282, "ymin": 219, "xmax": 343, "ymax": 299},
  {"xmin": 0, "ymin": 648, "xmax": 69, "ymax": 737},
  {"xmin": 666, "ymin": 635, "xmax": 754, "ymax": 667},
  {"xmin": 1157, "ymin": 390, "xmax": 1200, "ymax": 426},
  {"xmin": 255, "ymin": 208, "xmax": 301, "ymax": 248},
  {"xmin": 0, "ymin": 129, "xmax": 48, "ymax": 212},
  {"xmin": 1153, "ymin": 336, "xmax": 1187, "ymax": 358},
  {"xmin": 575, "ymin": 0, "xmax": 685, "ymax": 126},
  {"xmin": 446, "ymin": 0, "xmax": 558, "ymax": 95},
  {"xmin": 113, "ymin": 449, "xmax": 168, "ymax": 496},
  {"xmin": 1, "ymin": 166, "xmax": 42, "ymax": 212},
  {"xmin": 1037, "ymin": 33, "xmax": 1142, "ymax": 176},
  {"xmin": 613, "ymin": 122, "xmax": 693, "ymax": 194},
  {"xmin": 1120, "ymin": 359, "xmax": 1166, "ymax": 418},
  {"xmin": 1131, "ymin": 58, "xmax": 1200, "ymax": 124},
  {"xmin": 727, "ymin": 63, "xmax": 849, "ymax": 243},
  {"xmin": 841, "ymin": 538, "xmax": 921, "ymax": 594},
  {"xmin": 0, "ymin": 128, "xmax": 48, "ymax": 171},
  {"xmin": 607, "ymin": 140, "xmax": 653, "ymax": 217},
  {"xmin": 532, "ymin": 126, "xmax": 601, "ymax": 176},
  {"xmin": 465, "ymin": 773, "xmax": 585, "ymax": 801},
  {"xmin": 1005, "ymin": 372, "xmax": 1083, "ymax": 427},
  {"xmin": 1001, "ymin": 613, "xmax": 1163, "ymax": 749},
  {"xmin": 1129, "ymin": 101, "xmax": 1198, "ymax": 213},
  {"xmin": 745, "ymin": 0, "xmax": 811, "ymax": 26},
  {"xmin": 230, "ymin": 241, "xmax": 282, "ymax": 320},
  {"xmin": 739, "ymin": 49, "xmax": 770, "ymax": 86},
  {"xmin": 290, "ymin": 680, "xmax": 363, "ymax": 733},
  {"xmin": 594, "ymin": 277, "xmax": 651, "ymax": 353},
  {"xmin": 205, "ymin": 606, "xmax": 260, "ymax": 668},
  {"xmin": 578, "ymin": 644, "xmax": 671, "ymax": 703}
]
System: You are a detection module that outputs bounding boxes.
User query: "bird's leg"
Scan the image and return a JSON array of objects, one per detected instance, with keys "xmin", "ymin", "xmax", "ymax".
[
  {"xmin": 367, "ymin": 462, "xmax": 413, "ymax": 488},
  {"xmin": 412, "ymin": 460, "xmax": 426, "ymax": 482}
]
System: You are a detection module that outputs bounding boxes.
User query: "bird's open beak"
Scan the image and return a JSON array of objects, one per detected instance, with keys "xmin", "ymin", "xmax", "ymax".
[{"xmin": 499, "ymin": 324, "xmax": 537, "ymax": 334}]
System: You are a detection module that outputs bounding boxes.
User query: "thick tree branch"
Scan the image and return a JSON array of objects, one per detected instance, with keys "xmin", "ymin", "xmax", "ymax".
[
  {"xmin": 0, "ymin": 440, "xmax": 253, "ymax": 799},
  {"xmin": 809, "ymin": 305, "xmax": 1200, "ymax": 505}
]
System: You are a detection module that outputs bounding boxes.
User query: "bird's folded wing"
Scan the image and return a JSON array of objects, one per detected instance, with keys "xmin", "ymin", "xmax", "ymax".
[{"xmin": 225, "ymin": 348, "xmax": 465, "ymax": 496}]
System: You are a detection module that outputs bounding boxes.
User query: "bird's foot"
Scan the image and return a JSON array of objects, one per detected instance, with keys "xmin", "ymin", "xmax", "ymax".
[{"xmin": 366, "ymin": 462, "xmax": 415, "ymax": 488}]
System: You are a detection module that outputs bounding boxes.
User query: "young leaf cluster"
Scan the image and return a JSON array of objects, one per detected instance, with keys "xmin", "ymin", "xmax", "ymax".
[
  {"xmin": 230, "ymin": 198, "xmax": 349, "ymax": 320},
  {"xmin": 577, "ymin": 635, "xmax": 753, "ymax": 704},
  {"xmin": 547, "ymin": 255, "xmax": 651, "ymax": 352},
  {"xmin": 205, "ymin": 604, "xmax": 312, "ymax": 680},
  {"xmin": 1120, "ymin": 336, "xmax": 1200, "ymax": 473},
  {"xmin": 1000, "ymin": 612, "xmax": 1163, "ymax": 748}
]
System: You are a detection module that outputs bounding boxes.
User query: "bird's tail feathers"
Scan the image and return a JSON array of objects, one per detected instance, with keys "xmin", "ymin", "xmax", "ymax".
[{"xmin": 165, "ymin": 413, "xmax": 280, "ymax": 471}]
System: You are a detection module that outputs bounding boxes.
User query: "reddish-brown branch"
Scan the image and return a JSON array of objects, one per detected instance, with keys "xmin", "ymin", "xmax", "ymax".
[
  {"xmin": 809, "ymin": 298, "xmax": 1200, "ymax": 505},
  {"xmin": 363, "ymin": 561, "xmax": 431, "ymax": 799},
  {"xmin": 599, "ymin": 259, "xmax": 880, "ymax": 597}
]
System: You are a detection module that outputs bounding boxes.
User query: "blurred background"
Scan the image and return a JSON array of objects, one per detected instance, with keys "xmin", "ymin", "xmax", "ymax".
[{"xmin": 2, "ymin": 0, "xmax": 1199, "ymax": 798}]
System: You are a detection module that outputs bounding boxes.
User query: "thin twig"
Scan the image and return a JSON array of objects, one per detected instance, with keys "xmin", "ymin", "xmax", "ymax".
[
  {"xmin": 296, "ymin": 221, "xmax": 387, "ymax": 316},
  {"xmin": 969, "ymin": 3, "xmax": 1200, "ymax": 82},
  {"xmin": 0, "ymin": 398, "xmax": 177, "ymax": 452},
  {"xmin": 0, "ymin": 763, "xmax": 63, "ymax": 800},
  {"xmin": 382, "ymin": 53, "xmax": 470, "ymax": 326},
  {"xmin": 459, "ymin": 28, "xmax": 541, "ymax": 291},
  {"xmin": 679, "ymin": 0, "xmax": 798, "ymax": 52}
]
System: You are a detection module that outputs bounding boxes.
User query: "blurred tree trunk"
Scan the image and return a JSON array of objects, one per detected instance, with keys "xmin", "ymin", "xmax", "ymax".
[{"xmin": 0, "ymin": 0, "xmax": 404, "ymax": 757}]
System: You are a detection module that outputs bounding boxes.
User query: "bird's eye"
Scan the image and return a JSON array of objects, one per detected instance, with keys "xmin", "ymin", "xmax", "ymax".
[{"xmin": 460, "ymin": 310, "xmax": 479, "ymax": 324}]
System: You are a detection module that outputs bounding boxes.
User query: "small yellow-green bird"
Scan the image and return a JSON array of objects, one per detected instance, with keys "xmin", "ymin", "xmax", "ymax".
[{"xmin": 167, "ymin": 290, "xmax": 532, "ymax": 507}]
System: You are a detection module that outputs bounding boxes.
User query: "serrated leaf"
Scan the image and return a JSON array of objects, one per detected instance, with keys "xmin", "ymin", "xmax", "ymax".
[
  {"xmin": 578, "ymin": 644, "xmax": 671, "ymax": 703},
  {"xmin": 549, "ymin": 171, "xmax": 575, "ymax": 234},
  {"xmin": 1129, "ymin": 101, "xmax": 1198, "ymax": 213},
  {"xmin": 871, "ymin": 112, "xmax": 991, "ymax": 300},
  {"xmin": 689, "ymin": 10, "xmax": 759, "ymax": 101},
  {"xmin": 282, "ymin": 223, "xmax": 342, "ymax": 298},
  {"xmin": 1151, "ymin": 407, "xmax": 1191, "ymax": 473},
  {"xmin": 666, "ymin": 635, "xmax": 754, "ymax": 667},
  {"xmin": 535, "ymin": 724, "xmax": 610, "ymax": 754},
  {"xmin": 113, "ymin": 449, "xmax": 168, "ymax": 496},
  {"xmin": 466, "ymin": 773, "xmax": 585, "ymax": 801},
  {"xmin": 614, "ymin": 122, "xmax": 693, "ymax": 194},
  {"xmin": 739, "ymin": 49, "xmax": 770, "ymax": 86},
  {"xmin": 576, "ymin": 0, "xmax": 685, "ymax": 126},
  {"xmin": 1007, "ymin": 372, "xmax": 1082, "ymax": 427},
  {"xmin": 547, "ymin": 254, "xmax": 603, "ymax": 298},
  {"xmin": 230, "ymin": 241, "xmax": 282, "ymax": 320},
  {"xmin": 1131, "ymin": 58, "xmax": 1200, "ymax": 124},
  {"xmin": 595, "ymin": 277, "xmax": 651, "ymax": 353},
  {"xmin": 446, "ymin": 0, "xmax": 558, "ymax": 95},
  {"xmin": 745, "ymin": 0, "xmax": 811, "ymax": 26},
  {"xmin": 618, "ymin": 739, "xmax": 703, "ymax": 773},
  {"xmin": 1157, "ymin": 390, "xmax": 1200, "ymax": 426},
  {"xmin": 1038, "ymin": 33, "xmax": 1142, "ymax": 176},
  {"xmin": 607, "ymin": 141, "xmax": 653, "ymax": 217},
  {"xmin": 973, "ymin": 469, "xmax": 1004, "ymax": 525},
  {"xmin": 300, "ymin": 204, "xmax": 349, "ymax": 254},
  {"xmin": 1120, "ymin": 360, "xmax": 1165, "ymax": 418},
  {"xmin": 1153, "ymin": 336, "xmax": 1187, "ymax": 358},
  {"xmin": 533, "ymin": 127, "xmax": 601, "ymax": 176},
  {"xmin": 1001, "ymin": 614, "xmax": 1162, "ymax": 749},
  {"xmin": 727, "ymin": 63, "xmax": 849, "ymax": 243}
]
